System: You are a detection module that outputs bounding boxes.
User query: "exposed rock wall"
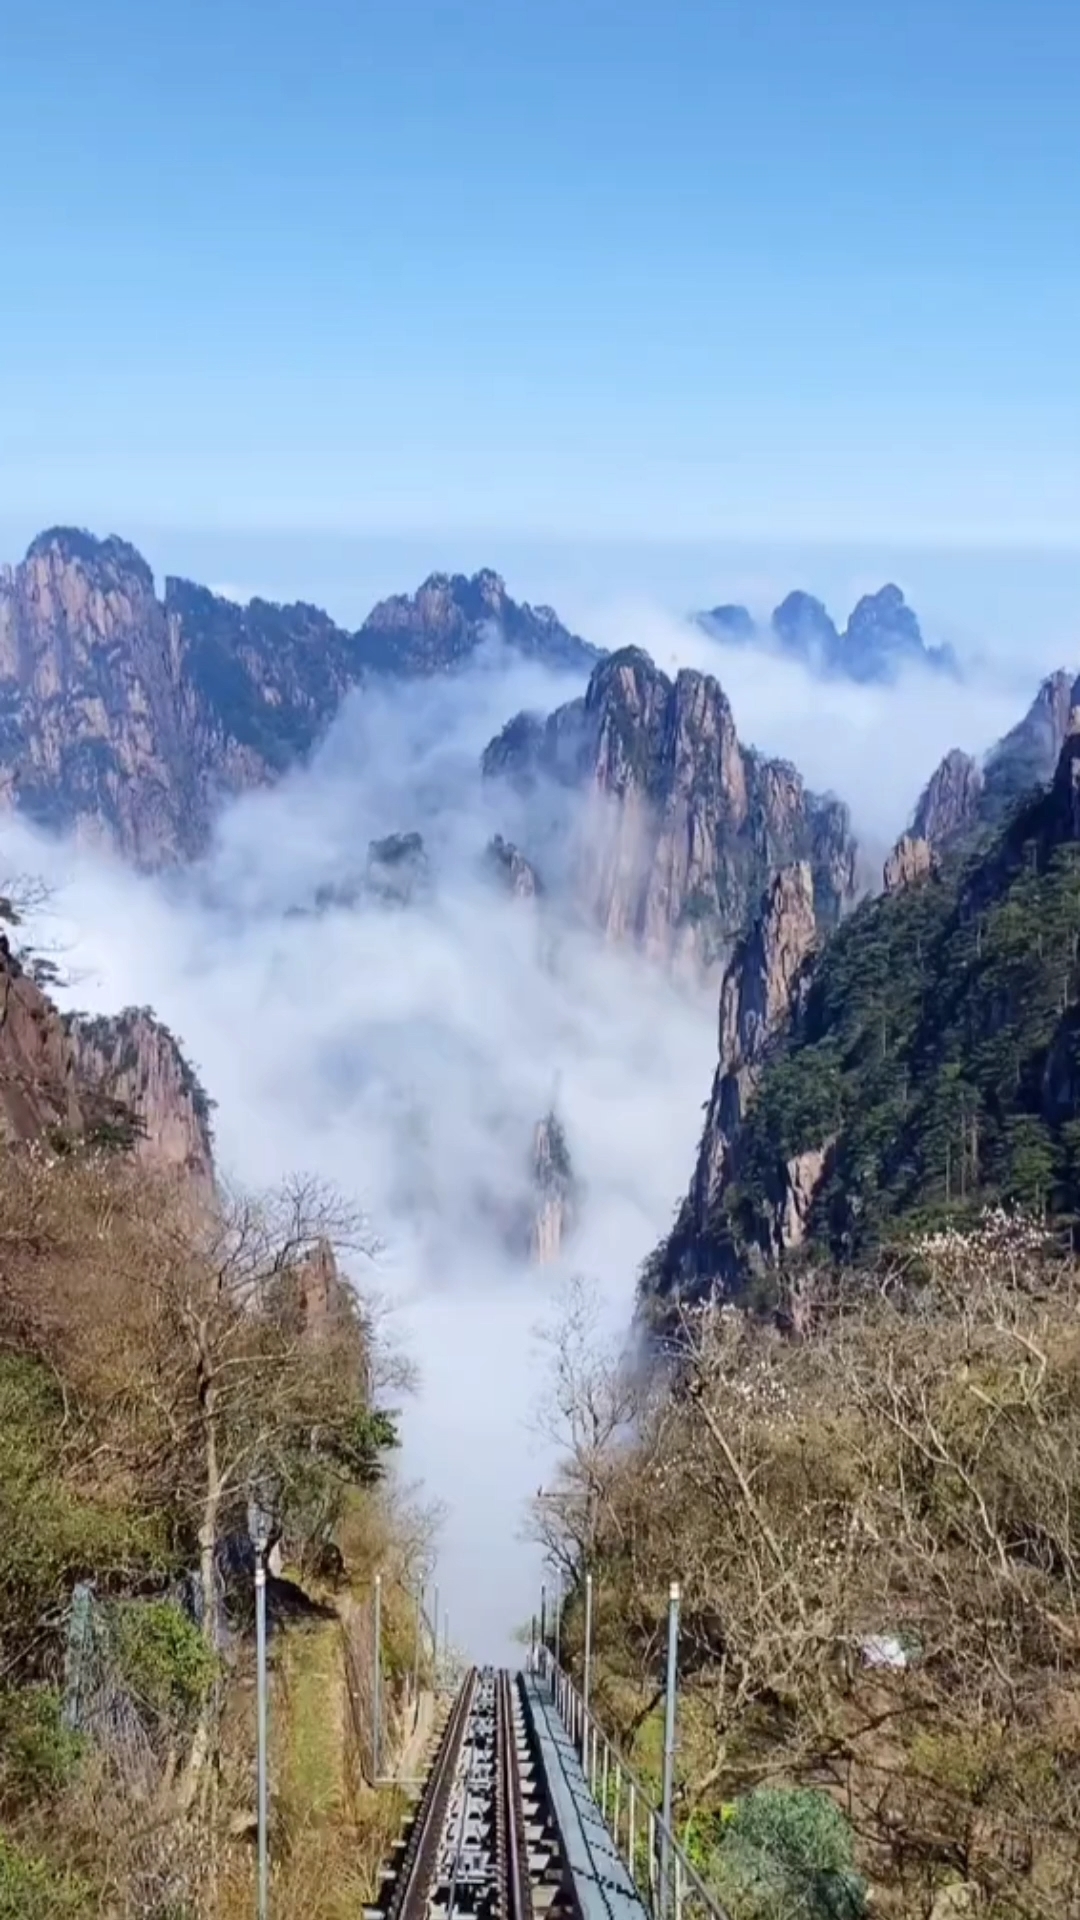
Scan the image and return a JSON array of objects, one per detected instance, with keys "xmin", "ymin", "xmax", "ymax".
[
  {"xmin": 64, "ymin": 1006, "xmax": 215, "ymax": 1189},
  {"xmin": 483, "ymin": 649, "xmax": 857, "ymax": 980},
  {"xmin": 649, "ymin": 863, "xmax": 821, "ymax": 1309}
]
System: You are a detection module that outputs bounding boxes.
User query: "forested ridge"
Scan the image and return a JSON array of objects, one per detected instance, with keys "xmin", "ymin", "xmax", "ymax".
[{"xmin": 712, "ymin": 747, "xmax": 1080, "ymax": 1277}]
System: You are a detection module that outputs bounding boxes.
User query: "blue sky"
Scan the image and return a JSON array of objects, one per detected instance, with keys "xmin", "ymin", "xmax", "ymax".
[{"xmin": 2, "ymin": 0, "xmax": 1079, "ymax": 602}]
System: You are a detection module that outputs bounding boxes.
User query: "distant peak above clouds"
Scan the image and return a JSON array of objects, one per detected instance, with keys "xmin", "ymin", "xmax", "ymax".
[{"xmin": 697, "ymin": 581, "xmax": 960, "ymax": 685}]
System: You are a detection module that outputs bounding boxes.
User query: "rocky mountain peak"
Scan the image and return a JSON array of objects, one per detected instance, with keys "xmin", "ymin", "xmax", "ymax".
[
  {"xmin": 22, "ymin": 526, "xmax": 157, "ymax": 595},
  {"xmin": 912, "ymin": 748, "xmax": 983, "ymax": 850},
  {"xmin": 482, "ymin": 648, "xmax": 857, "ymax": 979},
  {"xmin": 771, "ymin": 591, "xmax": 839, "ymax": 662},
  {"xmin": 358, "ymin": 569, "xmax": 599, "ymax": 675},
  {"xmin": 485, "ymin": 834, "xmax": 542, "ymax": 898}
]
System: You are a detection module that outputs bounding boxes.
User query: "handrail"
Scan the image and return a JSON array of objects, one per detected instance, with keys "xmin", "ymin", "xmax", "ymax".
[{"xmin": 535, "ymin": 1651, "xmax": 731, "ymax": 1920}]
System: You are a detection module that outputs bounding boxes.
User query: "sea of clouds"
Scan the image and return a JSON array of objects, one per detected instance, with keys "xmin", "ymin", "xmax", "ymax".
[{"xmin": 0, "ymin": 602, "xmax": 1053, "ymax": 1657}]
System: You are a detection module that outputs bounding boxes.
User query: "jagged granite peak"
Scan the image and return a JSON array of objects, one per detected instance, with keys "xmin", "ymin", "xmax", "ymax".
[
  {"xmin": 483, "ymin": 647, "xmax": 858, "ymax": 979},
  {"xmin": 357, "ymin": 568, "xmax": 601, "ymax": 676},
  {"xmin": 979, "ymin": 668, "xmax": 1080, "ymax": 826},
  {"xmin": 484, "ymin": 834, "xmax": 543, "ymax": 898},
  {"xmin": 841, "ymin": 583, "xmax": 958, "ymax": 682},
  {"xmin": 883, "ymin": 832, "xmax": 938, "ymax": 894},
  {"xmin": 912, "ymin": 748, "xmax": 984, "ymax": 850},
  {"xmin": 645, "ymin": 863, "xmax": 821, "ymax": 1313},
  {"xmin": 529, "ymin": 1109, "xmax": 577, "ymax": 1264},
  {"xmin": 64, "ymin": 1006, "xmax": 215, "ymax": 1189},
  {"xmin": 694, "ymin": 582, "xmax": 958, "ymax": 685},
  {"xmin": 0, "ymin": 529, "xmax": 602, "ymax": 866}
]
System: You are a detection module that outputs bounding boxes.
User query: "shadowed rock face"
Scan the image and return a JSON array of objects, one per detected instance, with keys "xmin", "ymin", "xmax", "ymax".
[
  {"xmin": 484, "ymin": 835, "xmax": 542, "ymax": 899},
  {"xmin": 482, "ymin": 648, "xmax": 857, "ymax": 980},
  {"xmin": 0, "ymin": 943, "xmax": 85, "ymax": 1144},
  {"xmin": 0, "ymin": 532, "xmax": 601, "ymax": 867},
  {"xmin": 646, "ymin": 863, "xmax": 821, "ymax": 1312}
]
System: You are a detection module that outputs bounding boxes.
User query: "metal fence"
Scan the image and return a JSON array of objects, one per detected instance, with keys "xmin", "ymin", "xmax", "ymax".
[{"xmin": 537, "ymin": 1651, "xmax": 731, "ymax": 1920}]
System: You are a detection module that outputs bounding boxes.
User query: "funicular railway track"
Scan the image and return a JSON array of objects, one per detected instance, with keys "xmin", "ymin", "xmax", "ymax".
[{"xmin": 379, "ymin": 1668, "xmax": 574, "ymax": 1920}]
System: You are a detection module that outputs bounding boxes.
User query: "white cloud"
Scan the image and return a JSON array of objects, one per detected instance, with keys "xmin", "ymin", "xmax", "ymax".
[{"xmin": 4, "ymin": 650, "xmax": 715, "ymax": 1663}]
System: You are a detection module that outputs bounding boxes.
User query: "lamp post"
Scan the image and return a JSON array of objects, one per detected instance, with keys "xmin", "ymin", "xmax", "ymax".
[{"xmin": 247, "ymin": 1490, "xmax": 274, "ymax": 1920}]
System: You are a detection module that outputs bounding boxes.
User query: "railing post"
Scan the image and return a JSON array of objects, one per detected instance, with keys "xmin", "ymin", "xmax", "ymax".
[
  {"xmin": 372, "ymin": 1571, "xmax": 383, "ymax": 1783},
  {"xmin": 659, "ymin": 1580, "xmax": 681, "ymax": 1920},
  {"xmin": 582, "ymin": 1570, "xmax": 593, "ymax": 1733}
]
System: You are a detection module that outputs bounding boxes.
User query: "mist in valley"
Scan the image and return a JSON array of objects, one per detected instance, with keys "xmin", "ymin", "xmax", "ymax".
[{"xmin": 2, "ymin": 603, "xmax": 1058, "ymax": 1658}]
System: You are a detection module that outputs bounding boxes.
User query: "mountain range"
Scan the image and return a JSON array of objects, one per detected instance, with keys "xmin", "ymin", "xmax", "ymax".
[
  {"xmin": 698, "ymin": 582, "xmax": 959, "ymax": 683},
  {"xmin": 5, "ymin": 524, "xmax": 1080, "ymax": 1313}
]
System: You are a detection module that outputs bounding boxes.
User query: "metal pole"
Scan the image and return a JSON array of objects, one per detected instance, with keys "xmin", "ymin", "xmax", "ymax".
[
  {"xmin": 372, "ymin": 1573, "xmax": 383, "ymax": 1782},
  {"xmin": 255, "ymin": 1537, "xmax": 269, "ymax": 1920},
  {"xmin": 540, "ymin": 1583, "xmax": 547, "ymax": 1655},
  {"xmin": 554, "ymin": 1565, "xmax": 562, "ymax": 1670},
  {"xmin": 433, "ymin": 1584, "xmax": 440, "ymax": 1673},
  {"xmin": 530, "ymin": 1611, "xmax": 537, "ymax": 1675},
  {"xmin": 659, "ymin": 1580, "xmax": 681, "ymax": 1920},
  {"xmin": 412, "ymin": 1581, "xmax": 424, "ymax": 1705},
  {"xmin": 582, "ymin": 1571, "xmax": 593, "ymax": 1725}
]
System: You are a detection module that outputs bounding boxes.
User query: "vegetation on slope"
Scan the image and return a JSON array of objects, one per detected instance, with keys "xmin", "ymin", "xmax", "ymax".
[
  {"xmin": 708, "ymin": 772, "xmax": 1080, "ymax": 1278},
  {"xmin": 534, "ymin": 1233, "xmax": 1080, "ymax": 1917},
  {"xmin": 0, "ymin": 1135, "xmax": 419, "ymax": 1917}
]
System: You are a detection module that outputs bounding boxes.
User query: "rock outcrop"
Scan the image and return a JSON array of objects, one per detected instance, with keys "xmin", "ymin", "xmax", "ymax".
[
  {"xmin": 528, "ymin": 1110, "xmax": 577, "ymax": 1264},
  {"xmin": 483, "ymin": 648, "xmax": 857, "ymax": 979},
  {"xmin": 883, "ymin": 833, "xmax": 937, "ymax": 895},
  {"xmin": 0, "ymin": 532, "xmax": 601, "ymax": 866},
  {"xmin": 64, "ymin": 1007, "xmax": 215, "ymax": 1189},
  {"xmin": 0, "ymin": 927, "xmax": 213, "ymax": 1189},
  {"xmin": 646, "ymin": 864, "xmax": 821, "ymax": 1311},
  {"xmin": 484, "ymin": 835, "xmax": 543, "ymax": 899},
  {"xmin": 0, "ymin": 942, "xmax": 85, "ymax": 1143}
]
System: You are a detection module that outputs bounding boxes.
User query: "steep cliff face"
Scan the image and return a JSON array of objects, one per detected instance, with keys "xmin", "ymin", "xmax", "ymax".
[
  {"xmin": 646, "ymin": 864, "xmax": 820, "ymax": 1309},
  {"xmin": 646, "ymin": 720, "xmax": 1080, "ymax": 1311},
  {"xmin": 0, "ymin": 929, "xmax": 213, "ymax": 1186},
  {"xmin": 482, "ymin": 647, "xmax": 857, "ymax": 978},
  {"xmin": 484, "ymin": 835, "xmax": 543, "ymax": 898},
  {"xmin": 883, "ymin": 832, "xmax": 937, "ymax": 894},
  {"xmin": 64, "ymin": 1007, "xmax": 215, "ymax": 1188},
  {"xmin": 911, "ymin": 749, "xmax": 983, "ymax": 850},
  {"xmin": 0, "ymin": 532, "xmax": 601, "ymax": 866},
  {"xmin": 0, "ymin": 944, "xmax": 85, "ymax": 1143}
]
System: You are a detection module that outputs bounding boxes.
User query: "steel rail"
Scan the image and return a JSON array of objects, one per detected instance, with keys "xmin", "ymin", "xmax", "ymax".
[
  {"xmin": 387, "ymin": 1666, "xmax": 479, "ymax": 1920},
  {"xmin": 498, "ymin": 1670, "xmax": 533, "ymax": 1920}
]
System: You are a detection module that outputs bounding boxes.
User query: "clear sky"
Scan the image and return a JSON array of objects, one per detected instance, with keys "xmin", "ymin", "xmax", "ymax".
[{"xmin": 2, "ymin": 0, "xmax": 1079, "ymax": 558}]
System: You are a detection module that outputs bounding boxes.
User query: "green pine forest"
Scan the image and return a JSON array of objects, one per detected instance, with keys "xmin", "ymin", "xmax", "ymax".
[{"xmin": 719, "ymin": 767, "xmax": 1080, "ymax": 1269}]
